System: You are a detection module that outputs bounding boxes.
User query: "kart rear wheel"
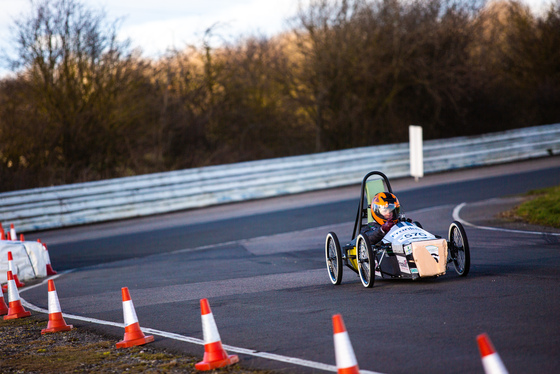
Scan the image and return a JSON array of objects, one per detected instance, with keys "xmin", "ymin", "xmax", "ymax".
[
  {"xmin": 357, "ymin": 234, "xmax": 375, "ymax": 288},
  {"xmin": 448, "ymin": 221, "xmax": 470, "ymax": 276},
  {"xmin": 325, "ymin": 232, "xmax": 343, "ymax": 285}
]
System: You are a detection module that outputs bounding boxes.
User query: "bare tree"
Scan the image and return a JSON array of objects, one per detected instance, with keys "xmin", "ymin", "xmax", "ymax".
[
  {"xmin": 2, "ymin": 0, "xmax": 559, "ymax": 192},
  {"xmin": 5, "ymin": 0, "xmax": 138, "ymax": 182}
]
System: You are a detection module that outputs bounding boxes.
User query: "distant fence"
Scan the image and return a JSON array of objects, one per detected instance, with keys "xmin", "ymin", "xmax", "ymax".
[{"xmin": 1, "ymin": 123, "xmax": 559, "ymax": 233}]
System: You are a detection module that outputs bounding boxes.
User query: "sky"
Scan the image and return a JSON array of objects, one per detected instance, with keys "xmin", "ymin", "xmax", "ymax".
[
  {"xmin": 0, "ymin": 0, "xmax": 305, "ymax": 76},
  {"xmin": 0, "ymin": 0, "xmax": 552, "ymax": 77}
]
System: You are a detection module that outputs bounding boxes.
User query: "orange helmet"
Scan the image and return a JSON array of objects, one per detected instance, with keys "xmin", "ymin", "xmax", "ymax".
[{"xmin": 371, "ymin": 192, "xmax": 400, "ymax": 225}]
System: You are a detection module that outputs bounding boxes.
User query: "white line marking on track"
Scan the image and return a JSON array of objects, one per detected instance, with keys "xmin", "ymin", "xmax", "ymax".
[
  {"xmin": 19, "ymin": 274, "xmax": 383, "ymax": 374},
  {"xmin": 453, "ymin": 202, "xmax": 560, "ymax": 236},
  {"xmin": 16, "ymin": 200, "xmax": 555, "ymax": 373}
]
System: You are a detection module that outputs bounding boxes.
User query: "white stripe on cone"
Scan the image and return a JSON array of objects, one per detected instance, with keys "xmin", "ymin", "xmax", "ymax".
[
  {"xmin": 481, "ymin": 353, "xmax": 509, "ymax": 374},
  {"xmin": 202, "ymin": 312, "xmax": 221, "ymax": 344},
  {"xmin": 7, "ymin": 278, "xmax": 19, "ymax": 303},
  {"xmin": 334, "ymin": 331, "xmax": 358, "ymax": 369},
  {"xmin": 123, "ymin": 299, "xmax": 139, "ymax": 327},
  {"xmin": 48, "ymin": 289, "xmax": 62, "ymax": 314},
  {"xmin": 10, "ymin": 224, "xmax": 16, "ymax": 241},
  {"xmin": 477, "ymin": 333, "xmax": 509, "ymax": 374}
]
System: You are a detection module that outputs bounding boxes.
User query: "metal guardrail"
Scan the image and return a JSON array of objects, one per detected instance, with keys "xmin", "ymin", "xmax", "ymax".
[{"xmin": 1, "ymin": 123, "xmax": 559, "ymax": 232}]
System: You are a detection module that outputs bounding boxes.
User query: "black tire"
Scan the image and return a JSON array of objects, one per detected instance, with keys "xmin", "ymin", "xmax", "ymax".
[
  {"xmin": 357, "ymin": 234, "xmax": 375, "ymax": 288},
  {"xmin": 448, "ymin": 221, "xmax": 470, "ymax": 276},
  {"xmin": 325, "ymin": 232, "xmax": 343, "ymax": 285}
]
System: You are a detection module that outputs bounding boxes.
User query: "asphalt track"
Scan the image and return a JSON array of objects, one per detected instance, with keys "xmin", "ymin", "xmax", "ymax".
[{"xmin": 21, "ymin": 156, "xmax": 560, "ymax": 374}]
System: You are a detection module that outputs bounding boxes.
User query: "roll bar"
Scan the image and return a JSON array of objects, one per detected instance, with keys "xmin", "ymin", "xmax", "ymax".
[{"xmin": 351, "ymin": 171, "xmax": 393, "ymax": 240}]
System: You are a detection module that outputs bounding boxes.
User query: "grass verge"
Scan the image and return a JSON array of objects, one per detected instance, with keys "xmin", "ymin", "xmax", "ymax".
[
  {"xmin": 0, "ymin": 315, "xmax": 270, "ymax": 373},
  {"xmin": 506, "ymin": 185, "xmax": 560, "ymax": 228}
]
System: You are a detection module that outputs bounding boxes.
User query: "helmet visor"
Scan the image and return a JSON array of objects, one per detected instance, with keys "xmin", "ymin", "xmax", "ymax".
[{"xmin": 378, "ymin": 204, "xmax": 398, "ymax": 220}]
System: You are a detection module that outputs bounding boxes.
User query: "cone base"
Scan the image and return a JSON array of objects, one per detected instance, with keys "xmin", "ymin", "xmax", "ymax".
[
  {"xmin": 195, "ymin": 354, "xmax": 239, "ymax": 371},
  {"xmin": 46, "ymin": 264, "xmax": 57, "ymax": 275},
  {"xmin": 116, "ymin": 334, "xmax": 154, "ymax": 349},
  {"xmin": 4, "ymin": 310, "xmax": 31, "ymax": 320},
  {"xmin": 338, "ymin": 366, "xmax": 360, "ymax": 374},
  {"xmin": 14, "ymin": 275, "xmax": 25, "ymax": 288},
  {"xmin": 0, "ymin": 299, "xmax": 7, "ymax": 315},
  {"xmin": 42, "ymin": 324, "xmax": 73, "ymax": 334}
]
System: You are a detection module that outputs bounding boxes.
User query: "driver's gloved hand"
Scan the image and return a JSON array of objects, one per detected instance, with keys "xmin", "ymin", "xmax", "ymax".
[
  {"xmin": 381, "ymin": 220, "xmax": 395, "ymax": 233},
  {"xmin": 398, "ymin": 214, "xmax": 412, "ymax": 223}
]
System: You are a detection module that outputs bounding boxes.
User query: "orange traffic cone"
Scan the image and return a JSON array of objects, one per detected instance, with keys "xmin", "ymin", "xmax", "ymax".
[
  {"xmin": 10, "ymin": 224, "xmax": 17, "ymax": 241},
  {"xmin": 13, "ymin": 275, "xmax": 24, "ymax": 288},
  {"xmin": 41, "ymin": 279, "xmax": 73, "ymax": 334},
  {"xmin": 2, "ymin": 252, "xmax": 25, "ymax": 293},
  {"xmin": 477, "ymin": 333, "xmax": 509, "ymax": 374},
  {"xmin": 116, "ymin": 287, "xmax": 154, "ymax": 348},
  {"xmin": 4, "ymin": 271, "xmax": 31, "ymax": 320},
  {"xmin": 0, "ymin": 225, "xmax": 5, "ymax": 240},
  {"xmin": 332, "ymin": 314, "xmax": 360, "ymax": 374},
  {"xmin": 0, "ymin": 292, "xmax": 8, "ymax": 315},
  {"xmin": 38, "ymin": 240, "xmax": 57, "ymax": 275},
  {"xmin": 8, "ymin": 251, "xmax": 25, "ymax": 287},
  {"xmin": 195, "ymin": 298, "xmax": 239, "ymax": 371}
]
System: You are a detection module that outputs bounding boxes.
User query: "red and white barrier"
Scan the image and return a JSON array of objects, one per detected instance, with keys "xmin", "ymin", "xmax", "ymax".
[
  {"xmin": 1, "ymin": 225, "xmax": 49, "ymax": 284},
  {"xmin": 1, "ymin": 244, "xmax": 34, "ymax": 287}
]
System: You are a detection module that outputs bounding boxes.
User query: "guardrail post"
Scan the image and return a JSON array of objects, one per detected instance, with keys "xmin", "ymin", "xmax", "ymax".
[{"xmin": 409, "ymin": 125, "xmax": 424, "ymax": 182}]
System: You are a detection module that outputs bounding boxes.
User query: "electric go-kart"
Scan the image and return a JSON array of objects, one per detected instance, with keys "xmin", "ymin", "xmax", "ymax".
[{"xmin": 325, "ymin": 171, "xmax": 470, "ymax": 288}]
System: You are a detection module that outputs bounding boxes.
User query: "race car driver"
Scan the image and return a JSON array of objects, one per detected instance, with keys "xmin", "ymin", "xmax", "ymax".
[{"xmin": 360, "ymin": 192, "xmax": 401, "ymax": 244}]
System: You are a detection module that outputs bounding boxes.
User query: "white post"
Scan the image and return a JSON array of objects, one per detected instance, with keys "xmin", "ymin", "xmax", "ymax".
[{"xmin": 409, "ymin": 125, "xmax": 424, "ymax": 182}]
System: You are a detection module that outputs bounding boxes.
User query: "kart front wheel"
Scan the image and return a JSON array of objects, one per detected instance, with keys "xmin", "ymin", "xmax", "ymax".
[
  {"xmin": 357, "ymin": 234, "xmax": 375, "ymax": 288},
  {"xmin": 325, "ymin": 232, "xmax": 343, "ymax": 285},
  {"xmin": 448, "ymin": 221, "xmax": 470, "ymax": 276}
]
